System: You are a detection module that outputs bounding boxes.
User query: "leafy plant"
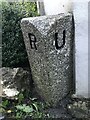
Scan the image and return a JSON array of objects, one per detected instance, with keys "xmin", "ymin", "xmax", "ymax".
[
  {"xmin": 16, "ymin": 104, "xmax": 34, "ymax": 113},
  {"xmin": 2, "ymin": 1, "xmax": 38, "ymax": 67},
  {"xmin": 2, "ymin": 100, "xmax": 9, "ymax": 108},
  {"xmin": 0, "ymin": 92, "xmax": 47, "ymax": 119},
  {"xmin": 18, "ymin": 93, "xmax": 24, "ymax": 104}
]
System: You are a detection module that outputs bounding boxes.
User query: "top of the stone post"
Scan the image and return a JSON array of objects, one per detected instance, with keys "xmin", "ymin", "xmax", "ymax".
[{"xmin": 21, "ymin": 13, "xmax": 72, "ymax": 36}]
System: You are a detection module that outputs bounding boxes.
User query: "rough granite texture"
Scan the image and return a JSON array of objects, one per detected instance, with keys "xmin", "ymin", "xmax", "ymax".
[
  {"xmin": 21, "ymin": 13, "xmax": 74, "ymax": 106},
  {"xmin": 1, "ymin": 67, "xmax": 31, "ymax": 97}
]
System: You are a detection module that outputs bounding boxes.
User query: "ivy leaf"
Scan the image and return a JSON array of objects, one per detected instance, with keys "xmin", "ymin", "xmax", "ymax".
[
  {"xmin": 16, "ymin": 104, "xmax": 34, "ymax": 113},
  {"xmin": 23, "ymin": 106, "xmax": 34, "ymax": 113}
]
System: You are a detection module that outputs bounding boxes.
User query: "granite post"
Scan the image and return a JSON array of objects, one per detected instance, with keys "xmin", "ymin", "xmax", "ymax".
[{"xmin": 21, "ymin": 13, "xmax": 74, "ymax": 106}]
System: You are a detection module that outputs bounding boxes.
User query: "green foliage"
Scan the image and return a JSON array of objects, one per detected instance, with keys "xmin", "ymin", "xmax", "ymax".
[
  {"xmin": 16, "ymin": 104, "xmax": 34, "ymax": 113},
  {"xmin": 0, "ymin": 92, "xmax": 47, "ymax": 119},
  {"xmin": 15, "ymin": 102, "xmax": 45, "ymax": 119},
  {"xmin": 18, "ymin": 93, "xmax": 24, "ymax": 104},
  {"xmin": 2, "ymin": 99, "xmax": 9, "ymax": 108},
  {"xmin": 2, "ymin": 1, "xmax": 38, "ymax": 67}
]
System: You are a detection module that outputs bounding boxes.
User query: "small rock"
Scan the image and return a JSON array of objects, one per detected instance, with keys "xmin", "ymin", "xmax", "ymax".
[
  {"xmin": 78, "ymin": 101, "xmax": 83, "ymax": 104},
  {"xmin": 1, "ymin": 67, "xmax": 32, "ymax": 98},
  {"xmin": 81, "ymin": 102, "xmax": 87, "ymax": 110},
  {"xmin": 3, "ymin": 88, "xmax": 19, "ymax": 97},
  {"xmin": 77, "ymin": 102, "xmax": 81, "ymax": 108},
  {"xmin": 73, "ymin": 102, "xmax": 78, "ymax": 107},
  {"xmin": 0, "ymin": 116, "xmax": 5, "ymax": 120}
]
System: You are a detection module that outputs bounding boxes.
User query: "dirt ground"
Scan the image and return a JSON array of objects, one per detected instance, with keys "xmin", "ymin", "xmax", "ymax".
[{"xmin": 45, "ymin": 96, "xmax": 90, "ymax": 119}]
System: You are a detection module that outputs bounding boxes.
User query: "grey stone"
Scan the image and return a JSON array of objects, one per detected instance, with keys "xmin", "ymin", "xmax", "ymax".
[
  {"xmin": 1, "ymin": 67, "xmax": 31, "ymax": 97},
  {"xmin": 45, "ymin": 108, "xmax": 72, "ymax": 119},
  {"xmin": 0, "ymin": 116, "xmax": 4, "ymax": 120},
  {"xmin": 21, "ymin": 13, "xmax": 74, "ymax": 106}
]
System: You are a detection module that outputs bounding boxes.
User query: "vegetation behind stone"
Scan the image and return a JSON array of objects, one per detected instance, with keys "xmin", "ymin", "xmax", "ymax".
[{"xmin": 2, "ymin": 1, "xmax": 38, "ymax": 67}]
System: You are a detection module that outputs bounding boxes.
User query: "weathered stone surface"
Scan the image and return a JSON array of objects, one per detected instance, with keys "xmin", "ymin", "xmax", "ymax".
[
  {"xmin": 21, "ymin": 13, "xmax": 74, "ymax": 106},
  {"xmin": 1, "ymin": 67, "xmax": 31, "ymax": 97}
]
